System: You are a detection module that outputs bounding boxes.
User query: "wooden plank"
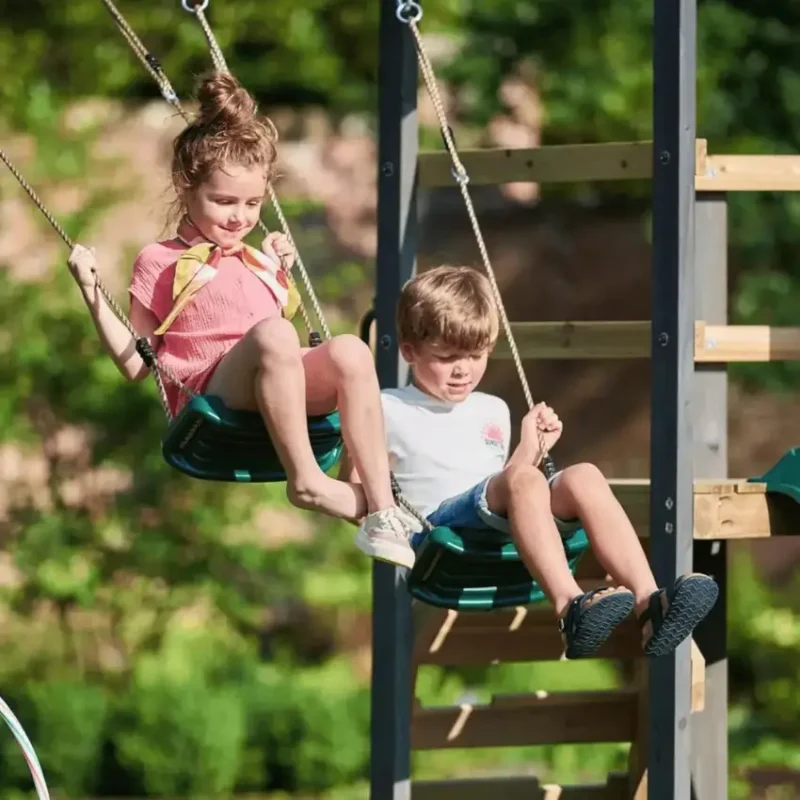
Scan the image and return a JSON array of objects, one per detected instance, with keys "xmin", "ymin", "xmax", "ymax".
[
  {"xmin": 619, "ymin": 478, "xmax": 800, "ymax": 540},
  {"xmin": 691, "ymin": 193, "xmax": 729, "ymax": 800},
  {"xmin": 696, "ymin": 322, "xmax": 800, "ymax": 362},
  {"xmin": 696, "ymin": 154, "xmax": 800, "ymax": 192},
  {"xmin": 494, "ymin": 321, "xmax": 652, "ymax": 360},
  {"xmin": 413, "ymin": 606, "xmax": 642, "ymax": 666},
  {"xmin": 412, "ymin": 607, "xmax": 705, "ymax": 711},
  {"xmin": 412, "ymin": 774, "xmax": 630, "ymax": 800},
  {"xmin": 418, "ymin": 142, "xmax": 655, "ymax": 188},
  {"xmin": 420, "ymin": 140, "xmax": 800, "ymax": 192},
  {"xmin": 493, "ymin": 321, "xmax": 800, "ymax": 361},
  {"xmin": 691, "ymin": 639, "xmax": 706, "ymax": 713},
  {"xmin": 416, "ymin": 478, "xmax": 797, "ymax": 542},
  {"xmin": 627, "ymin": 661, "xmax": 649, "ymax": 800},
  {"xmin": 397, "ymin": 477, "xmax": 795, "ymax": 541},
  {"xmin": 611, "ymin": 480, "xmax": 651, "ymax": 536},
  {"xmin": 412, "ymin": 688, "xmax": 638, "ymax": 749}
]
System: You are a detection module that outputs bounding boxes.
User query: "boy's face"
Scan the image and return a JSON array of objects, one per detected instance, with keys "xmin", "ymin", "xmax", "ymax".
[{"xmin": 401, "ymin": 340, "xmax": 490, "ymax": 403}]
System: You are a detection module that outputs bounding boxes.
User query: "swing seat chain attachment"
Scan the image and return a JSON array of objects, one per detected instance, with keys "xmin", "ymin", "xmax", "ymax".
[{"xmin": 135, "ymin": 337, "xmax": 157, "ymax": 369}]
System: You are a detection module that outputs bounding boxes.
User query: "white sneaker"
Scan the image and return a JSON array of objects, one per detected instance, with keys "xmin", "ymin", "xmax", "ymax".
[
  {"xmin": 354, "ymin": 507, "xmax": 416, "ymax": 569},
  {"xmin": 395, "ymin": 502, "xmax": 426, "ymax": 533}
]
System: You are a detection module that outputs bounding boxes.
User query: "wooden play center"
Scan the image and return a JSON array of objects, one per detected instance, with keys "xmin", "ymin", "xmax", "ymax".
[{"xmin": 367, "ymin": 1, "xmax": 800, "ymax": 799}]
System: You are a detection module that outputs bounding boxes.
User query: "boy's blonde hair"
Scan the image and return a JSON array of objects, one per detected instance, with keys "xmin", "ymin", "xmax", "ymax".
[{"xmin": 397, "ymin": 265, "xmax": 499, "ymax": 351}]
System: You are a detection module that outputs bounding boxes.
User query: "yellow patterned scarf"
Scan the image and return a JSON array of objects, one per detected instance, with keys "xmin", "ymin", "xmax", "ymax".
[{"xmin": 154, "ymin": 219, "xmax": 301, "ymax": 335}]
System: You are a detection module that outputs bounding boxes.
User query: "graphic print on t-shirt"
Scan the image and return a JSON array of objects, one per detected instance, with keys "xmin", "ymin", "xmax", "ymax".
[{"xmin": 482, "ymin": 421, "xmax": 506, "ymax": 453}]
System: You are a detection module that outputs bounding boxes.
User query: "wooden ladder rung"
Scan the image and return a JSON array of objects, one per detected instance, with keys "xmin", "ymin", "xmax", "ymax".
[
  {"xmin": 412, "ymin": 688, "xmax": 638, "ymax": 750},
  {"xmin": 414, "ymin": 606, "xmax": 641, "ymax": 666},
  {"xmin": 412, "ymin": 773, "xmax": 630, "ymax": 800}
]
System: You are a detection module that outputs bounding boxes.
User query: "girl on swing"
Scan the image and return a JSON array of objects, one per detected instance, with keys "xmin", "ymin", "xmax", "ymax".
[{"xmin": 66, "ymin": 71, "xmax": 417, "ymax": 566}]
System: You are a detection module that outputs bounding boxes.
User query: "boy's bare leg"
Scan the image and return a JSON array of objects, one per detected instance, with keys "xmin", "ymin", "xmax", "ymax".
[
  {"xmin": 549, "ymin": 463, "xmax": 658, "ymax": 614},
  {"xmin": 486, "ymin": 465, "xmax": 585, "ymax": 617}
]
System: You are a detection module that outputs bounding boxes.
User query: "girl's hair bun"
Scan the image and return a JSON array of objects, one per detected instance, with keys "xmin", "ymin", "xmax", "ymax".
[{"xmin": 195, "ymin": 71, "xmax": 256, "ymax": 130}]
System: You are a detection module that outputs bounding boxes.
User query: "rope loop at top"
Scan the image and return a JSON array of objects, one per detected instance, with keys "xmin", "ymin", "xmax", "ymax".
[{"xmin": 182, "ymin": 0, "xmax": 209, "ymax": 14}]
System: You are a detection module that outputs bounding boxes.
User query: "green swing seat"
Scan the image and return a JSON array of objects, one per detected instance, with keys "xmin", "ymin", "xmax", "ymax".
[
  {"xmin": 162, "ymin": 394, "xmax": 343, "ymax": 483},
  {"xmin": 407, "ymin": 524, "xmax": 590, "ymax": 611}
]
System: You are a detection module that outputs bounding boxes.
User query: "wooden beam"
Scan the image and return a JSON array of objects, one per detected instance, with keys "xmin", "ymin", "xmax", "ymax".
[
  {"xmin": 612, "ymin": 478, "xmax": 800, "ymax": 540},
  {"xmin": 691, "ymin": 192, "xmax": 730, "ymax": 800},
  {"xmin": 419, "ymin": 139, "xmax": 800, "ymax": 192},
  {"xmin": 696, "ymin": 322, "xmax": 800, "ymax": 362},
  {"xmin": 385, "ymin": 477, "xmax": 779, "ymax": 539},
  {"xmin": 412, "ymin": 606, "xmax": 705, "ymax": 711},
  {"xmin": 413, "ymin": 605, "xmax": 642, "ymax": 666},
  {"xmin": 691, "ymin": 639, "xmax": 706, "ymax": 713},
  {"xmin": 696, "ymin": 153, "xmax": 800, "ymax": 192},
  {"xmin": 493, "ymin": 321, "xmax": 800, "ymax": 361},
  {"xmin": 494, "ymin": 321, "xmax": 651, "ymax": 360},
  {"xmin": 418, "ymin": 141, "xmax": 655, "ymax": 188},
  {"xmin": 412, "ymin": 688, "xmax": 638, "ymax": 749},
  {"xmin": 412, "ymin": 774, "xmax": 630, "ymax": 800}
]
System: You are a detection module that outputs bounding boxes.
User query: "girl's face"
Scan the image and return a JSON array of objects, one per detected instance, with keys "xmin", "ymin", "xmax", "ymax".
[{"xmin": 185, "ymin": 163, "xmax": 266, "ymax": 250}]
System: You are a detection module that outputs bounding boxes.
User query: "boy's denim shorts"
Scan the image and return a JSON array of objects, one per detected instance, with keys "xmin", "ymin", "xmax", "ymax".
[{"xmin": 411, "ymin": 471, "xmax": 582, "ymax": 549}]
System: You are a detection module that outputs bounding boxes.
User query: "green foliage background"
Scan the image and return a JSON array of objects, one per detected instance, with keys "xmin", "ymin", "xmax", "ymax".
[{"xmin": 1, "ymin": 0, "xmax": 800, "ymax": 797}]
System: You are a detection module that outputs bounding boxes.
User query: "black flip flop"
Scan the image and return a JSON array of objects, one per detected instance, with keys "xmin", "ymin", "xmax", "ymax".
[
  {"xmin": 559, "ymin": 587, "xmax": 635, "ymax": 659},
  {"xmin": 639, "ymin": 574, "xmax": 719, "ymax": 658}
]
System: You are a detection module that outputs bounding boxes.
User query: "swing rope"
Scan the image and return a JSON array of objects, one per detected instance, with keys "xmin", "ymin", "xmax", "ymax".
[
  {"xmin": 101, "ymin": 0, "xmax": 330, "ymax": 341},
  {"xmin": 181, "ymin": 0, "xmax": 332, "ymax": 341},
  {"xmin": 100, "ymin": 0, "xmax": 186, "ymax": 114},
  {"xmin": 0, "ymin": 146, "xmax": 188, "ymax": 420},
  {"xmin": 397, "ymin": 1, "xmax": 556, "ymax": 478}
]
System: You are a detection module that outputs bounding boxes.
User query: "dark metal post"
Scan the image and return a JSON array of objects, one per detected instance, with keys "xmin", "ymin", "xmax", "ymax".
[
  {"xmin": 690, "ymin": 194, "xmax": 729, "ymax": 800},
  {"xmin": 370, "ymin": 1, "xmax": 418, "ymax": 798},
  {"xmin": 650, "ymin": 0, "xmax": 697, "ymax": 796}
]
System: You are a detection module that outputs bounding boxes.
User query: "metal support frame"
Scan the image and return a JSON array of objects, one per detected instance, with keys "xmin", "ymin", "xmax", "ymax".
[
  {"xmin": 690, "ymin": 194, "xmax": 729, "ymax": 800},
  {"xmin": 649, "ymin": 0, "xmax": 697, "ymax": 796},
  {"xmin": 370, "ymin": 1, "xmax": 418, "ymax": 798}
]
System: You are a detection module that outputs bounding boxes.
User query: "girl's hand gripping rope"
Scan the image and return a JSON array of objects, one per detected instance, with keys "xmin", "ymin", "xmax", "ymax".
[
  {"xmin": 261, "ymin": 231, "xmax": 296, "ymax": 272},
  {"xmin": 67, "ymin": 244, "xmax": 98, "ymax": 288}
]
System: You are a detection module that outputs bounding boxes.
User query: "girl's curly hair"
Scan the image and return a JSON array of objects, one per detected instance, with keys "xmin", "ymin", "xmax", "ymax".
[{"xmin": 170, "ymin": 71, "xmax": 278, "ymax": 219}]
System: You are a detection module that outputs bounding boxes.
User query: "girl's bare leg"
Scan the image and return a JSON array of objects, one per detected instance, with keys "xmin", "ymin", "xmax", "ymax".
[
  {"xmin": 549, "ymin": 463, "xmax": 658, "ymax": 613},
  {"xmin": 206, "ymin": 319, "xmax": 394, "ymax": 520},
  {"xmin": 206, "ymin": 318, "xmax": 358, "ymax": 518},
  {"xmin": 301, "ymin": 334, "xmax": 395, "ymax": 515}
]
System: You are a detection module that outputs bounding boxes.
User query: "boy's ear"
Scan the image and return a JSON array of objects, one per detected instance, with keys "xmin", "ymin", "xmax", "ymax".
[{"xmin": 399, "ymin": 342, "xmax": 415, "ymax": 365}]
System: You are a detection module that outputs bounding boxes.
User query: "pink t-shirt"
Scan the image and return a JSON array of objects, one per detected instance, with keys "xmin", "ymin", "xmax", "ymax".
[{"xmin": 129, "ymin": 238, "xmax": 281, "ymax": 415}]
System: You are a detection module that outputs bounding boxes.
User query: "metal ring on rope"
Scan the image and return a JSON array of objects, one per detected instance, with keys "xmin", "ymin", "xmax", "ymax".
[
  {"xmin": 182, "ymin": 0, "xmax": 209, "ymax": 13},
  {"xmin": 396, "ymin": 1, "xmax": 423, "ymax": 24}
]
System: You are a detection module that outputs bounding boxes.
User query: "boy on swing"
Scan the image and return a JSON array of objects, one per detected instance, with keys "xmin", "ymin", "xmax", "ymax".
[{"xmin": 345, "ymin": 265, "xmax": 718, "ymax": 659}]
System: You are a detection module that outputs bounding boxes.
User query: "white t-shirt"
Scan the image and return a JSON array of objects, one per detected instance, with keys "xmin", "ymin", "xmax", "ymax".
[{"xmin": 381, "ymin": 384, "xmax": 511, "ymax": 516}]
